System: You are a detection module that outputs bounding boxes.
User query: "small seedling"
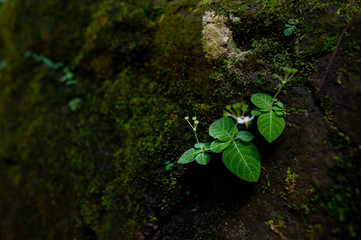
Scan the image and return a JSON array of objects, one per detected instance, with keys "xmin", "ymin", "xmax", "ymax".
[
  {"xmin": 25, "ymin": 51, "xmax": 78, "ymax": 86},
  {"xmin": 25, "ymin": 51, "xmax": 82, "ymax": 111},
  {"xmin": 164, "ymin": 161, "xmax": 174, "ymax": 171},
  {"xmin": 283, "ymin": 19, "xmax": 297, "ymax": 36},
  {"xmin": 68, "ymin": 97, "xmax": 82, "ymax": 111}
]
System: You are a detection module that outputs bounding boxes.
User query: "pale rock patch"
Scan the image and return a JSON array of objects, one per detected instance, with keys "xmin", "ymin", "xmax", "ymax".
[{"xmin": 201, "ymin": 11, "xmax": 248, "ymax": 61}]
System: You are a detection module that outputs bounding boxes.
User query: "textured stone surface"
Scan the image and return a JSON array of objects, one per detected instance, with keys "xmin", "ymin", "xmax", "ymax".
[{"xmin": 202, "ymin": 11, "xmax": 248, "ymax": 61}]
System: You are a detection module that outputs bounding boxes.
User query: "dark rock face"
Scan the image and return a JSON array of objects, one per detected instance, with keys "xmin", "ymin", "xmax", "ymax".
[
  {"xmin": 313, "ymin": 15, "xmax": 361, "ymax": 145},
  {"xmin": 0, "ymin": 1, "xmax": 360, "ymax": 239}
]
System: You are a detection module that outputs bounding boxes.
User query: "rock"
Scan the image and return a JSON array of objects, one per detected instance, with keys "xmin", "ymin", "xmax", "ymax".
[{"xmin": 201, "ymin": 11, "xmax": 248, "ymax": 61}]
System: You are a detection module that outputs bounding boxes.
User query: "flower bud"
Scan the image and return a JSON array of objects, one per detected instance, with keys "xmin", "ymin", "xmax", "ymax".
[
  {"xmin": 192, "ymin": 116, "xmax": 197, "ymax": 121},
  {"xmin": 194, "ymin": 120, "xmax": 199, "ymax": 125},
  {"xmin": 184, "ymin": 116, "xmax": 189, "ymax": 120},
  {"xmin": 242, "ymin": 104, "xmax": 248, "ymax": 113},
  {"xmin": 282, "ymin": 66, "xmax": 291, "ymax": 73},
  {"xmin": 232, "ymin": 103, "xmax": 241, "ymax": 109}
]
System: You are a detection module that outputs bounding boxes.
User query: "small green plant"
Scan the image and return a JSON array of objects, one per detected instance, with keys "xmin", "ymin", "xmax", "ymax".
[
  {"xmin": 25, "ymin": 51, "xmax": 78, "ymax": 86},
  {"xmin": 251, "ymin": 67, "xmax": 297, "ymax": 142},
  {"xmin": 178, "ymin": 67, "xmax": 297, "ymax": 182},
  {"xmin": 60, "ymin": 67, "xmax": 78, "ymax": 86},
  {"xmin": 164, "ymin": 160, "xmax": 174, "ymax": 171},
  {"xmin": 25, "ymin": 51, "xmax": 63, "ymax": 70},
  {"xmin": 25, "ymin": 51, "xmax": 81, "ymax": 110},
  {"xmin": 283, "ymin": 19, "xmax": 297, "ymax": 36},
  {"xmin": 322, "ymin": 36, "xmax": 338, "ymax": 52},
  {"xmin": 68, "ymin": 97, "xmax": 82, "ymax": 111}
]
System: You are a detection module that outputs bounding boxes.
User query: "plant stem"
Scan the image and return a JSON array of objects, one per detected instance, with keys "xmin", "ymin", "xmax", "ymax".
[
  {"xmin": 272, "ymin": 74, "xmax": 294, "ymax": 104},
  {"xmin": 193, "ymin": 130, "xmax": 200, "ymax": 145},
  {"xmin": 273, "ymin": 83, "xmax": 284, "ymax": 102},
  {"xmin": 186, "ymin": 120, "xmax": 194, "ymax": 129}
]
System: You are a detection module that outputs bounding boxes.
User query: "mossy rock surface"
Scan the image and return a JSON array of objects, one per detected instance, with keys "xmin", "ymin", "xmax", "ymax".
[{"xmin": 1, "ymin": 0, "xmax": 360, "ymax": 239}]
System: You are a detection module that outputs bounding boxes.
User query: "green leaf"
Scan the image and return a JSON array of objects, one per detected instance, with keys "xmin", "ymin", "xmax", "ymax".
[
  {"xmin": 275, "ymin": 111, "xmax": 283, "ymax": 116},
  {"xmin": 196, "ymin": 152, "xmax": 211, "ymax": 165},
  {"xmin": 257, "ymin": 110, "xmax": 285, "ymax": 143},
  {"xmin": 178, "ymin": 148, "xmax": 202, "ymax": 164},
  {"xmin": 275, "ymin": 101, "xmax": 284, "ymax": 108},
  {"xmin": 251, "ymin": 93, "xmax": 273, "ymax": 110},
  {"xmin": 65, "ymin": 79, "xmax": 78, "ymax": 86},
  {"xmin": 68, "ymin": 98, "xmax": 82, "ymax": 111},
  {"xmin": 273, "ymin": 106, "xmax": 283, "ymax": 111},
  {"xmin": 288, "ymin": 19, "xmax": 297, "ymax": 24},
  {"xmin": 251, "ymin": 108, "xmax": 262, "ymax": 116},
  {"xmin": 284, "ymin": 28, "xmax": 293, "ymax": 36},
  {"xmin": 209, "ymin": 117, "xmax": 236, "ymax": 141},
  {"xmin": 210, "ymin": 140, "xmax": 231, "ymax": 153},
  {"xmin": 194, "ymin": 142, "xmax": 211, "ymax": 151},
  {"xmin": 235, "ymin": 131, "xmax": 254, "ymax": 142},
  {"xmin": 222, "ymin": 141, "xmax": 261, "ymax": 182},
  {"xmin": 60, "ymin": 72, "xmax": 74, "ymax": 82}
]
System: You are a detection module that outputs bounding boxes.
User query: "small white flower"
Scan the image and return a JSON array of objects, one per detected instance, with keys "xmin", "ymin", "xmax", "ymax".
[{"xmin": 237, "ymin": 115, "xmax": 255, "ymax": 125}]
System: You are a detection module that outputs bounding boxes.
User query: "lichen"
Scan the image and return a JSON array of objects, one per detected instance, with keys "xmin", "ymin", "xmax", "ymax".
[{"xmin": 202, "ymin": 10, "xmax": 249, "ymax": 61}]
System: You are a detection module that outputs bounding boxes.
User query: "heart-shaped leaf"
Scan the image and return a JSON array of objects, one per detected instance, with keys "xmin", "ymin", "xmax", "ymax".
[
  {"xmin": 209, "ymin": 117, "xmax": 236, "ymax": 141},
  {"xmin": 222, "ymin": 141, "xmax": 261, "ymax": 182},
  {"xmin": 178, "ymin": 148, "xmax": 202, "ymax": 164},
  {"xmin": 210, "ymin": 140, "xmax": 231, "ymax": 153},
  {"xmin": 196, "ymin": 152, "xmax": 211, "ymax": 165},
  {"xmin": 251, "ymin": 93, "xmax": 273, "ymax": 110},
  {"xmin": 235, "ymin": 131, "xmax": 254, "ymax": 142},
  {"xmin": 284, "ymin": 28, "xmax": 293, "ymax": 36},
  {"xmin": 257, "ymin": 110, "xmax": 285, "ymax": 143}
]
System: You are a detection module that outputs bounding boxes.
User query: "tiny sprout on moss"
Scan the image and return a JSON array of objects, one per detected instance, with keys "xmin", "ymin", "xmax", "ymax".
[{"xmin": 283, "ymin": 19, "xmax": 297, "ymax": 36}]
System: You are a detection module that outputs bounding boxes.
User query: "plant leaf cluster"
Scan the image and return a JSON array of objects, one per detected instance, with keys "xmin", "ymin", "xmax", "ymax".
[
  {"xmin": 177, "ymin": 67, "xmax": 297, "ymax": 182},
  {"xmin": 210, "ymin": 117, "xmax": 261, "ymax": 182},
  {"xmin": 251, "ymin": 93, "xmax": 285, "ymax": 143},
  {"xmin": 284, "ymin": 19, "xmax": 297, "ymax": 36}
]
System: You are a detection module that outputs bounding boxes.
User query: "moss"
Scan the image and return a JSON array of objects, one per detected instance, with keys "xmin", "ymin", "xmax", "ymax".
[{"xmin": 1, "ymin": 0, "xmax": 361, "ymax": 239}]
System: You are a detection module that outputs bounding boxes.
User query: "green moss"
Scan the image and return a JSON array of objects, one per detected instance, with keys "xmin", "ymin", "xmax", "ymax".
[
  {"xmin": 318, "ymin": 153, "xmax": 361, "ymax": 239},
  {"xmin": 1, "ymin": 0, "xmax": 361, "ymax": 239}
]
